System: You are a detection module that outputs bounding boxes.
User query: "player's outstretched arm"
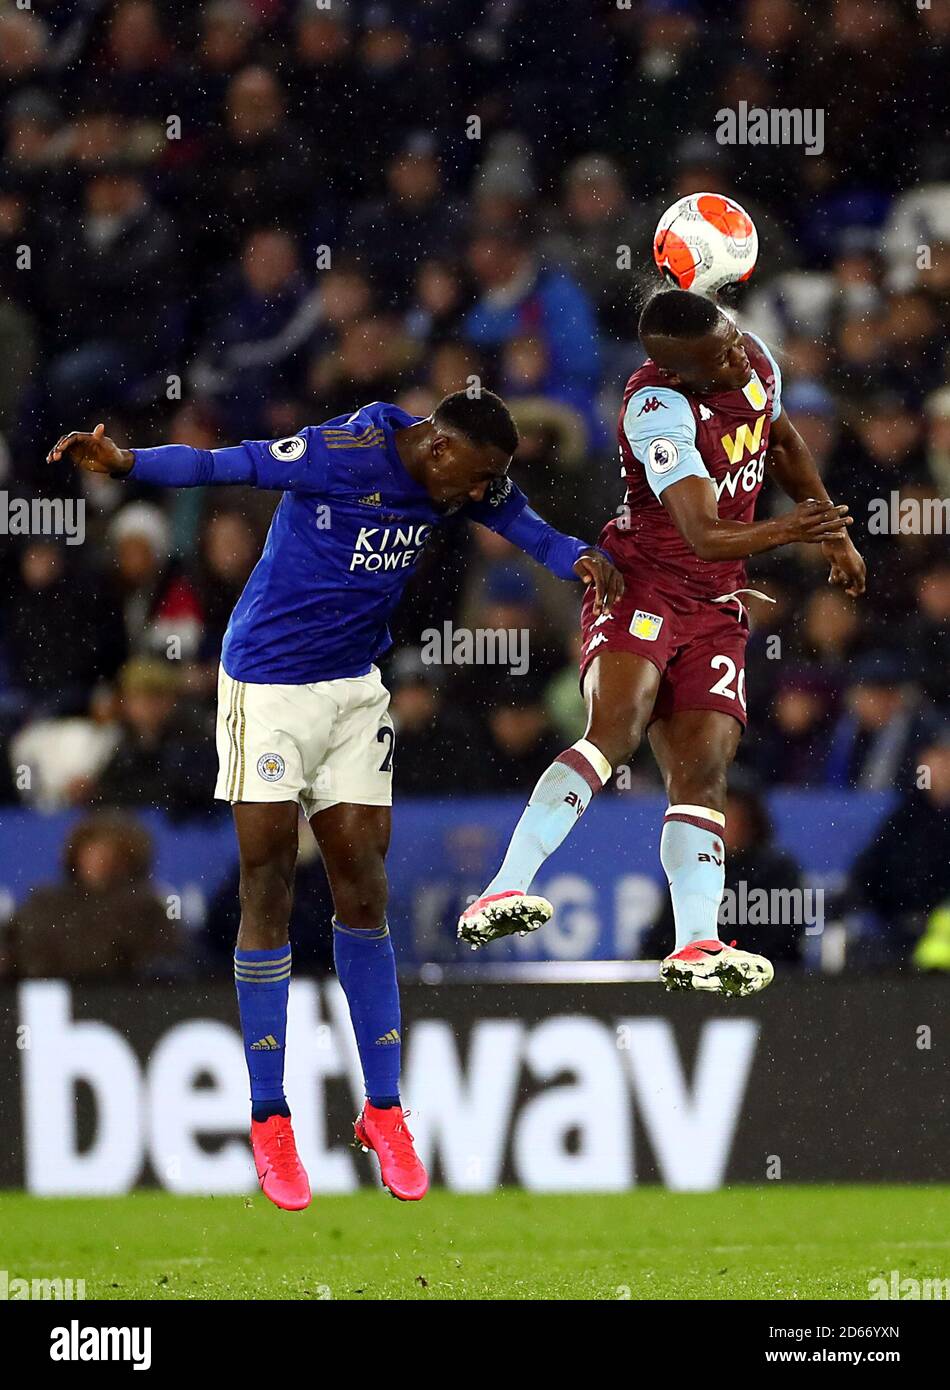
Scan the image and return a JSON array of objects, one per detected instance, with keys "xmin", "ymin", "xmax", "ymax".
[
  {"xmin": 766, "ymin": 410, "xmax": 866, "ymax": 597},
  {"xmin": 48, "ymin": 423, "xmax": 315, "ymax": 490},
  {"xmin": 661, "ymin": 473, "xmax": 853, "ymax": 563}
]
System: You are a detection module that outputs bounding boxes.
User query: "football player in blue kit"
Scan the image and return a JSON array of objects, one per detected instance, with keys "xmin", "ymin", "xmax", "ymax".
[{"xmin": 48, "ymin": 390, "xmax": 622, "ymax": 1210}]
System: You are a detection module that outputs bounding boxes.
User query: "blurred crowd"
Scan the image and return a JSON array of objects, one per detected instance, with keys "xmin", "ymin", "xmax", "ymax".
[{"xmin": 0, "ymin": 0, "xmax": 948, "ymax": 974}]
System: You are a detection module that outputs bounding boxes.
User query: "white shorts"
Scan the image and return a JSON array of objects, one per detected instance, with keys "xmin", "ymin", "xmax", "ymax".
[{"xmin": 214, "ymin": 664, "xmax": 394, "ymax": 817}]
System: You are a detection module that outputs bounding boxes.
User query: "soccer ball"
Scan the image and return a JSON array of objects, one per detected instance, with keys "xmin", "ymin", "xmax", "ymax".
[{"xmin": 653, "ymin": 192, "xmax": 758, "ymax": 296}]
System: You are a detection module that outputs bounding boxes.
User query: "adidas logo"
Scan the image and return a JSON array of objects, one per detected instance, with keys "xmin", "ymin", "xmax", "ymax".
[
  {"xmin": 358, "ymin": 491, "xmax": 382, "ymax": 506},
  {"xmin": 374, "ymin": 1028, "xmax": 401, "ymax": 1046},
  {"xmin": 250, "ymin": 1034, "xmax": 280, "ymax": 1051}
]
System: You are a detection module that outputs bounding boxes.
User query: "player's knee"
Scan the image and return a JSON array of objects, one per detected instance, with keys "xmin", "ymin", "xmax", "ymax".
[{"xmin": 585, "ymin": 710, "xmax": 647, "ymax": 770}]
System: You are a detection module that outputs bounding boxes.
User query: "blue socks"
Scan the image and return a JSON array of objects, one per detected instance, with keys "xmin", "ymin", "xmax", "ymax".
[
  {"xmin": 484, "ymin": 740, "xmax": 613, "ymax": 895},
  {"xmin": 333, "ymin": 920, "xmax": 401, "ymax": 1109},
  {"xmin": 234, "ymin": 945, "xmax": 292, "ymax": 1122},
  {"xmin": 660, "ymin": 806, "xmax": 727, "ymax": 951}
]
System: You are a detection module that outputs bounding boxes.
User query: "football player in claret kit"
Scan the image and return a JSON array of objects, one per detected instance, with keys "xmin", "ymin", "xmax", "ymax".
[
  {"xmin": 461, "ymin": 289, "xmax": 866, "ymax": 995},
  {"xmin": 48, "ymin": 391, "xmax": 621, "ymax": 1211}
]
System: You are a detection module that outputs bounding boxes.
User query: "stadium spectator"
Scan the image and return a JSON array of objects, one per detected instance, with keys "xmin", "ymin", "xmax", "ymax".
[
  {"xmin": 307, "ymin": 313, "xmax": 420, "ymax": 422},
  {"xmin": 544, "ymin": 632, "xmax": 587, "ymax": 745},
  {"xmin": 0, "ymin": 10, "xmax": 48, "ymax": 94},
  {"xmin": 9, "ymin": 683, "xmax": 120, "ymax": 811},
  {"xmin": 191, "ymin": 509, "xmax": 260, "ymax": 670},
  {"xmin": 2, "ymin": 539, "xmax": 125, "ymax": 718},
  {"xmin": 195, "ymin": 1, "xmax": 260, "ymax": 125},
  {"xmin": 44, "ymin": 166, "xmax": 179, "ymax": 416},
  {"xmin": 478, "ymin": 692, "xmax": 563, "ymax": 793},
  {"xmin": 824, "ymin": 650, "xmax": 944, "ymax": 791},
  {"xmin": 108, "ymin": 502, "xmax": 202, "ymax": 660},
  {"xmin": 906, "ymin": 559, "xmax": 950, "ymax": 708},
  {"xmin": 405, "ymin": 259, "xmax": 474, "ymax": 349},
  {"xmin": 192, "ymin": 228, "xmax": 320, "ymax": 436},
  {"xmin": 540, "ymin": 154, "xmax": 636, "ymax": 342},
  {"xmin": 755, "ymin": 668, "xmax": 838, "ymax": 788},
  {"xmin": 0, "ymin": 810, "xmax": 181, "ymax": 980},
  {"xmin": 85, "ymin": 657, "xmax": 215, "ymax": 815},
  {"xmin": 346, "ymin": 132, "xmax": 463, "ymax": 309},
  {"xmin": 923, "ymin": 385, "xmax": 950, "ymax": 496},
  {"xmin": 463, "ymin": 224, "xmax": 603, "ymax": 445},
  {"xmin": 193, "ymin": 65, "xmax": 314, "ymax": 263},
  {"xmin": 835, "ymin": 393, "xmax": 928, "ymax": 507},
  {"xmin": 797, "ymin": 588, "xmax": 863, "ymax": 679},
  {"xmin": 846, "ymin": 732, "xmax": 950, "ymax": 964},
  {"xmin": 387, "ymin": 648, "xmax": 483, "ymax": 795}
]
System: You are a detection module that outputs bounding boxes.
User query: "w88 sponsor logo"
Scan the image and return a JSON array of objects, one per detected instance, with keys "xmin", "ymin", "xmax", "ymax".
[{"xmin": 712, "ymin": 454, "xmax": 765, "ymax": 502}]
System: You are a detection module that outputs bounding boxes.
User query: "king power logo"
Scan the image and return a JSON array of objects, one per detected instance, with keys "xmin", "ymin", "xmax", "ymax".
[{"xmin": 349, "ymin": 523, "xmax": 431, "ymax": 572}]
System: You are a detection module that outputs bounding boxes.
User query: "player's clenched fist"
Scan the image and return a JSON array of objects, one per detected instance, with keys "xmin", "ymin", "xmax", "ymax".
[
  {"xmin": 780, "ymin": 498, "xmax": 852, "ymax": 545},
  {"xmin": 574, "ymin": 548, "xmax": 624, "ymax": 616},
  {"xmin": 47, "ymin": 422, "xmax": 133, "ymax": 476},
  {"xmin": 822, "ymin": 533, "xmax": 866, "ymax": 597}
]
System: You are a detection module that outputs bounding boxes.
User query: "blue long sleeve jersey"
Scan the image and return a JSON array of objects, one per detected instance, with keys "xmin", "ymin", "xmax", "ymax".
[{"xmin": 130, "ymin": 401, "xmax": 592, "ymax": 684}]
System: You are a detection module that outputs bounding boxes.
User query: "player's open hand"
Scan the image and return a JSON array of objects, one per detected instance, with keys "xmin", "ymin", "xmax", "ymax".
[
  {"xmin": 822, "ymin": 533, "xmax": 866, "ymax": 597},
  {"xmin": 574, "ymin": 549, "xmax": 624, "ymax": 616},
  {"xmin": 781, "ymin": 499, "xmax": 852, "ymax": 546},
  {"xmin": 46, "ymin": 422, "xmax": 133, "ymax": 476}
]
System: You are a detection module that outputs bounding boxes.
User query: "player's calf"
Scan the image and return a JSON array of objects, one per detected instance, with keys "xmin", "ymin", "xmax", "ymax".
[{"xmin": 457, "ymin": 739, "xmax": 612, "ymax": 947}]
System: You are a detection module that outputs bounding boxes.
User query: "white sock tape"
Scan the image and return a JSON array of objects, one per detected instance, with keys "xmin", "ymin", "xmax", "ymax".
[
  {"xmin": 666, "ymin": 803, "xmax": 726, "ymax": 827},
  {"xmin": 571, "ymin": 738, "xmax": 613, "ymax": 786}
]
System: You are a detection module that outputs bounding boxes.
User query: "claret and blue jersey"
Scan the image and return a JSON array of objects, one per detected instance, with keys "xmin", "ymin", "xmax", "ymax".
[{"xmin": 129, "ymin": 401, "xmax": 590, "ymax": 684}]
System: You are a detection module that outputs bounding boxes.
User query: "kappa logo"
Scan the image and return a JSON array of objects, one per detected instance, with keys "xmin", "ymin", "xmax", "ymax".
[
  {"xmin": 586, "ymin": 632, "xmax": 608, "ymax": 653},
  {"xmin": 699, "ymin": 404, "xmax": 713, "ymax": 421},
  {"xmin": 638, "ymin": 396, "xmax": 667, "ymax": 415}
]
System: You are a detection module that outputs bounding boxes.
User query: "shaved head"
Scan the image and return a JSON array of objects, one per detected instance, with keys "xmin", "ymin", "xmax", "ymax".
[{"xmin": 639, "ymin": 290, "xmax": 752, "ymax": 395}]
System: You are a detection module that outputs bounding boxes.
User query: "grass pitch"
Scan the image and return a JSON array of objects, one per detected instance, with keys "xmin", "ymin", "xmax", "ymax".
[{"xmin": 1, "ymin": 1186, "xmax": 948, "ymax": 1301}]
